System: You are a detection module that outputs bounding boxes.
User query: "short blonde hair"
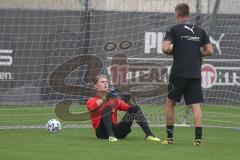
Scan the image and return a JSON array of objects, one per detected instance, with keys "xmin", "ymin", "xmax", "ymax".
[{"xmin": 93, "ymin": 75, "xmax": 107, "ymax": 84}]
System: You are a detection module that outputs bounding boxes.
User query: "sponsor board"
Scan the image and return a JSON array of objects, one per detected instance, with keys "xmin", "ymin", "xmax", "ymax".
[
  {"xmin": 201, "ymin": 64, "xmax": 240, "ymax": 88},
  {"xmin": 144, "ymin": 32, "xmax": 224, "ymax": 55},
  {"xmin": 107, "ymin": 60, "xmax": 240, "ymax": 89},
  {"xmin": 0, "ymin": 49, "xmax": 14, "ymax": 80}
]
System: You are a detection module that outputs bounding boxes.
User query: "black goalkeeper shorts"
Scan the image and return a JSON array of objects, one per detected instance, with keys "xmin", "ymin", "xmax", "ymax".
[
  {"xmin": 95, "ymin": 120, "xmax": 131, "ymax": 139},
  {"xmin": 168, "ymin": 73, "xmax": 204, "ymax": 105}
]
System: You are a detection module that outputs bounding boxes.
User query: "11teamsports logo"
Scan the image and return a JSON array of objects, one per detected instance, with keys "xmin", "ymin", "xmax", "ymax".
[
  {"xmin": 201, "ymin": 64, "xmax": 217, "ymax": 88},
  {"xmin": 201, "ymin": 63, "xmax": 240, "ymax": 89}
]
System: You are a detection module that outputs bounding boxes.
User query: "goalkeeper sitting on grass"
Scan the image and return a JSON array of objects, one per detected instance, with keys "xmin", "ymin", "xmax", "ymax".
[{"xmin": 86, "ymin": 75, "xmax": 160, "ymax": 142}]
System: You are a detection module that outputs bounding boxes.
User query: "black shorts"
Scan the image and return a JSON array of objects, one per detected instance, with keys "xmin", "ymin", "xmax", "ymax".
[
  {"xmin": 168, "ymin": 73, "xmax": 204, "ymax": 105},
  {"xmin": 95, "ymin": 120, "xmax": 131, "ymax": 139}
]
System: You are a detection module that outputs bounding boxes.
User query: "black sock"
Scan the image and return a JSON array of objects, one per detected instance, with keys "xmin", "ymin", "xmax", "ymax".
[
  {"xmin": 128, "ymin": 105, "xmax": 153, "ymax": 137},
  {"xmin": 102, "ymin": 106, "xmax": 115, "ymax": 137},
  {"xmin": 195, "ymin": 127, "xmax": 202, "ymax": 140},
  {"xmin": 166, "ymin": 125, "xmax": 174, "ymax": 138}
]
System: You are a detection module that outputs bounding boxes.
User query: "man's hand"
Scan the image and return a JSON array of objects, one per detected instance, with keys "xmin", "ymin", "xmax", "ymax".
[
  {"xmin": 121, "ymin": 92, "xmax": 136, "ymax": 105},
  {"xmin": 201, "ymin": 44, "xmax": 214, "ymax": 57},
  {"xmin": 96, "ymin": 89, "xmax": 119, "ymax": 107},
  {"xmin": 162, "ymin": 40, "xmax": 173, "ymax": 55},
  {"xmin": 107, "ymin": 89, "xmax": 119, "ymax": 99}
]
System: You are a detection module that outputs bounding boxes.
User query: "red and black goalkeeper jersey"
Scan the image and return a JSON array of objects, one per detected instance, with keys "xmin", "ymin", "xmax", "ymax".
[{"xmin": 86, "ymin": 96, "xmax": 130, "ymax": 129}]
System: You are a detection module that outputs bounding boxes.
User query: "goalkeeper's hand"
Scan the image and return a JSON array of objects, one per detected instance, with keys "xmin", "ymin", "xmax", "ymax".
[
  {"xmin": 107, "ymin": 89, "xmax": 119, "ymax": 98},
  {"xmin": 101, "ymin": 89, "xmax": 119, "ymax": 101},
  {"xmin": 96, "ymin": 89, "xmax": 119, "ymax": 107},
  {"xmin": 121, "ymin": 92, "xmax": 136, "ymax": 105}
]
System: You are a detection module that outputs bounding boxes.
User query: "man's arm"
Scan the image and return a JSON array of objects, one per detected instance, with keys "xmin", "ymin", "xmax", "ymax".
[
  {"xmin": 96, "ymin": 95, "xmax": 107, "ymax": 107},
  {"xmin": 162, "ymin": 40, "xmax": 173, "ymax": 55},
  {"xmin": 201, "ymin": 43, "xmax": 214, "ymax": 57},
  {"xmin": 96, "ymin": 89, "xmax": 119, "ymax": 107},
  {"xmin": 201, "ymin": 29, "xmax": 213, "ymax": 57}
]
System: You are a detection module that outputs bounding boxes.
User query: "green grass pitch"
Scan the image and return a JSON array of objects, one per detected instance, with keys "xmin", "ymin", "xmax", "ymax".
[
  {"xmin": 0, "ymin": 105, "xmax": 240, "ymax": 160},
  {"xmin": 0, "ymin": 127, "xmax": 240, "ymax": 160}
]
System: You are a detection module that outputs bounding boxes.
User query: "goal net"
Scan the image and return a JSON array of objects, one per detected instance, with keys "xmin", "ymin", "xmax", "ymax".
[{"xmin": 0, "ymin": 0, "xmax": 239, "ymax": 129}]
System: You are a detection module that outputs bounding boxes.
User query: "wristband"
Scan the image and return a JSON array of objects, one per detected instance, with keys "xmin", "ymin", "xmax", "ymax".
[{"xmin": 101, "ymin": 95, "xmax": 108, "ymax": 102}]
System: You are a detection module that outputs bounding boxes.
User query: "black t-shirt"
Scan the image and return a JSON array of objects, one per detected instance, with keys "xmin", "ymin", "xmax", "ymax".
[{"xmin": 164, "ymin": 22, "xmax": 210, "ymax": 78}]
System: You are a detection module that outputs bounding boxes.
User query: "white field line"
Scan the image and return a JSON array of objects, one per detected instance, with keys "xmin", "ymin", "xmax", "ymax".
[
  {"xmin": 1, "ymin": 124, "xmax": 240, "ymax": 130},
  {"xmin": 107, "ymin": 57, "xmax": 240, "ymax": 63}
]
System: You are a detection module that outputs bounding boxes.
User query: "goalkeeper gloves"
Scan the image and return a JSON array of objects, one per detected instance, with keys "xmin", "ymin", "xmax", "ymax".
[
  {"xmin": 100, "ymin": 90, "xmax": 136, "ymax": 105},
  {"xmin": 121, "ymin": 92, "xmax": 136, "ymax": 105},
  {"xmin": 101, "ymin": 89, "xmax": 119, "ymax": 102},
  {"xmin": 107, "ymin": 89, "xmax": 119, "ymax": 98}
]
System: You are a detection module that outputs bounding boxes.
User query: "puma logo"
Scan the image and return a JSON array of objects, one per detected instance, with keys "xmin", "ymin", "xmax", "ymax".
[
  {"xmin": 210, "ymin": 33, "xmax": 225, "ymax": 55},
  {"xmin": 184, "ymin": 25, "xmax": 195, "ymax": 34}
]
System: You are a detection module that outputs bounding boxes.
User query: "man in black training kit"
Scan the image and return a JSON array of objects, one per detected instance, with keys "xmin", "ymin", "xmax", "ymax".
[{"xmin": 162, "ymin": 3, "xmax": 213, "ymax": 146}]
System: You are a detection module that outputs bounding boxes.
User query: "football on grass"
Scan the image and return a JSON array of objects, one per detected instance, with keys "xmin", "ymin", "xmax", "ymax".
[{"xmin": 46, "ymin": 119, "xmax": 61, "ymax": 132}]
